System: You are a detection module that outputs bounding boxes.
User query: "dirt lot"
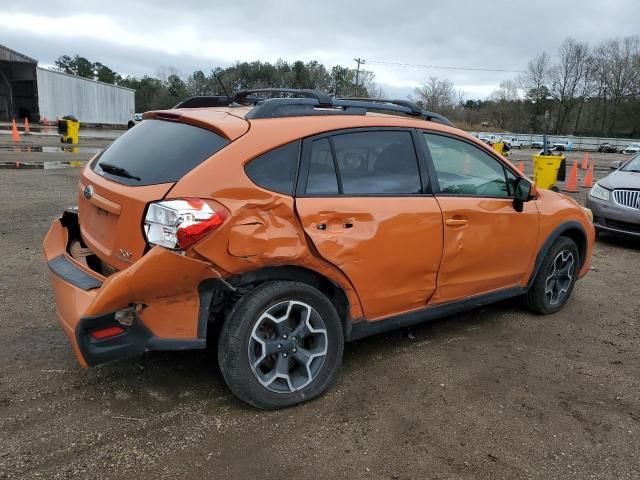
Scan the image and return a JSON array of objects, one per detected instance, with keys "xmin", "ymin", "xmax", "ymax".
[{"xmin": 1, "ymin": 155, "xmax": 639, "ymax": 479}]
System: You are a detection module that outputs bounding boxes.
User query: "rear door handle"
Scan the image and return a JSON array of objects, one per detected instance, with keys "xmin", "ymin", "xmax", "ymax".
[{"xmin": 445, "ymin": 218, "xmax": 468, "ymax": 227}]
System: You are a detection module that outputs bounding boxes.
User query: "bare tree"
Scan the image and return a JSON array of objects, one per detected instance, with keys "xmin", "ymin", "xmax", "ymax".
[
  {"xmin": 412, "ymin": 77, "xmax": 460, "ymax": 114},
  {"xmin": 488, "ymin": 80, "xmax": 520, "ymax": 129},
  {"xmin": 548, "ymin": 38, "xmax": 591, "ymax": 133},
  {"xmin": 591, "ymin": 36, "xmax": 640, "ymax": 134},
  {"xmin": 518, "ymin": 52, "xmax": 551, "ymax": 131}
]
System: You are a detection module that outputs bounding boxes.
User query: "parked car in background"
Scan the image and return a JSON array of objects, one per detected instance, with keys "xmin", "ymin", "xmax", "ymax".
[
  {"xmin": 127, "ymin": 113, "xmax": 143, "ymax": 129},
  {"xmin": 42, "ymin": 89, "xmax": 595, "ymax": 409},
  {"xmin": 621, "ymin": 142, "xmax": 640, "ymax": 155},
  {"xmin": 479, "ymin": 134, "xmax": 502, "ymax": 145},
  {"xmin": 597, "ymin": 143, "xmax": 620, "ymax": 153},
  {"xmin": 503, "ymin": 136, "xmax": 524, "ymax": 149},
  {"xmin": 552, "ymin": 139, "xmax": 573, "ymax": 151},
  {"xmin": 531, "ymin": 139, "xmax": 552, "ymax": 149},
  {"xmin": 587, "ymin": 153, "xmax": 640, "ymax": 237}
]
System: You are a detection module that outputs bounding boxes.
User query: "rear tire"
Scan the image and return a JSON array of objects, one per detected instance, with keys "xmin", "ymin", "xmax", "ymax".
[
  {"xmin": 523, "ymin": 237, "xmax": 579, "ymax": 314},
  {"xmin": 218, "ymin": 281, "xmax": 344, "ymax": 409}
]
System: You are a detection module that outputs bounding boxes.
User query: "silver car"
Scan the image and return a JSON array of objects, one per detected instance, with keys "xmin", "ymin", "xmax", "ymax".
[{"xmin": 586, "ymin": 154, "xmax": 640, "ymax": 237}]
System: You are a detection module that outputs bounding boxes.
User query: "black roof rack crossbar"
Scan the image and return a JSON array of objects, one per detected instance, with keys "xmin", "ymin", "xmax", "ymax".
[{"xmin": 233, "ymin": 88, "xmax": 333, "ymax": 107}]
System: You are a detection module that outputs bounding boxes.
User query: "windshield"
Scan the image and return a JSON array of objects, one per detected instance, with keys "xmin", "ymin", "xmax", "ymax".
[
  {"xmin": 621, "ymin": 153, "xmax": 640, "ymax": 172},
  {"xmin": 93, "ymin": 119, "xmax": 229, "ymax": 186}
]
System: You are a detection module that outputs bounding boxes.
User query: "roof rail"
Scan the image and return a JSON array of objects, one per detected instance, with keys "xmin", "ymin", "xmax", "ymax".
[
  {"xmin": 173, "ymin": 89, "xmax": 454, "ymax": 126},
  {"xmin": 339, "ymin": 97, "xmax": 424, "ymax": 116},
  {"xmin": 337, "ymin": 97, "xmax": 453, "ymax": 126},
  {"xmin": 233, "ymin": 88, "xmax": 333, "ymax": 107}
]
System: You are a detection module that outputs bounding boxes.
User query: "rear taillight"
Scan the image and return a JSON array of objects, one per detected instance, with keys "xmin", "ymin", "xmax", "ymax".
[{"xmin": 144, "ymin": 199, "xmax": 227, "ymax": 251}]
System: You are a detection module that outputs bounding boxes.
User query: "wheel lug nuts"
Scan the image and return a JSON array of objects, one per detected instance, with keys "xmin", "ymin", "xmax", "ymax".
[
  {"xmin": 277, "ymin": 344, "xmax": 282, "ymax": 349},
  {"xmin": 283, "ymin": 333, "xmax": 288, "ymax": 339},
  {"xmin": 283, "ymin": 352, "xmax": 288, "ymax": 358},
  {"xmin": 293, "ymin": 348, "xmax": 297, "ymax": 353}
]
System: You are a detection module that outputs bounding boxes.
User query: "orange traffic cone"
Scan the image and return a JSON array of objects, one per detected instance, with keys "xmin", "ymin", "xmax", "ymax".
[
  {"xmin": 564, "ymin": 160, "xmax": 580, "ymax": 192},
  {"xmin": 581, "ymin": 152, "xmax": 589, "ymax": 170},
  {"xmin": 42, "ymin": 117, "xmax": 50, "ymax": 134},
  {"xmin": 24, "ymin": 118, "xmax": 30, "ymax": 135},
  {"xmin": 11, "ymin": 119, "xmax": 20, "ymax": 142},
  {"xmin": 582, "ymin": 161, "xmax": 594, "ymax": 188},
  {"xmin": 517, "ymin": 161, "xmax": 524, "ymax": 173}
]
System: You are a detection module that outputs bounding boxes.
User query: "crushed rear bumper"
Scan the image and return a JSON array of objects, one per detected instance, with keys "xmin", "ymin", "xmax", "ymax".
[{"xmin": 43, "ymin": 210, "xmax": 210, "ymax": 367}]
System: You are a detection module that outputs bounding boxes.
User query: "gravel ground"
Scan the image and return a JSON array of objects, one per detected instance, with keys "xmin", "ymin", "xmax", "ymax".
[{"xmin": 0, "ymin": 158, "xmax": 639, "ymax": 479}]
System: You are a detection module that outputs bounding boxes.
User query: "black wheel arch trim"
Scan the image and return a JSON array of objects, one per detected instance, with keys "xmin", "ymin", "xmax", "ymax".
[
  {"xmin": 525, "ymin": 220, "xmax": 588, "ymax": 289},
  {"xmin": 197, "ymin": 265, "xmax": 352, "ymax": 341}
]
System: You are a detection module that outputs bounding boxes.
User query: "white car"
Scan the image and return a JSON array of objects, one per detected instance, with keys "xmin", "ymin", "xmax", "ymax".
[
  {"xmin": 531, "ymin": 139, "xmax": 552, "ymax": 149},
  {"xmin": 478, "ymin": 134, "xmax": 502, "ymax": 145},
  {"xmin": 503, "ymin": 136, "xmax": 524, "ymax": 149},
  {"xmin": 621, "ymin": 142, "xmax": 640, "ymax": 154},
  {"xmin": 552, "ymin": 139, "xmax": 573, "ymax": 151}
]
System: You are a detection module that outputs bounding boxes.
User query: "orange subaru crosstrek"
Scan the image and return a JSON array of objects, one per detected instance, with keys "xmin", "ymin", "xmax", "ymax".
[{"xmin": 43, "ymin": 89, "xmax": 595, "ymax": 408}]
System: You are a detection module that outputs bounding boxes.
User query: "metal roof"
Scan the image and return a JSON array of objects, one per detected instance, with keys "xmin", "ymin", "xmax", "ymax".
[{"xmin": 0, "ymin": 44, "xmax": 37, "ymax": 64}]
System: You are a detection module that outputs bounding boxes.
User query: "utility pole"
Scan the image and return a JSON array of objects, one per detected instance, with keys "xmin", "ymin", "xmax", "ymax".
[{"xmin": 353, "ymin": 58, "xmax": 365, "ymax": 96}]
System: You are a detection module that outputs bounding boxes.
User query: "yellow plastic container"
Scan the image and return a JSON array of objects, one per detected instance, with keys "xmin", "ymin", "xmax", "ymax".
[
  {"xmin": 533, "ymin": 154, "xmax": 565, "ymax": 190},
  {"xmin": 492, "ymin": 141, "xmax": 506, "ymax": 156},
  {"xmin": 58, "ymin": 116, "xmax": 80, "ymax": 144}
]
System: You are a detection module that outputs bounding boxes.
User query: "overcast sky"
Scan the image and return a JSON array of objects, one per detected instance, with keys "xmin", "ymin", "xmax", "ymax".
[{"xmin": 1, "ymin": 0, "xmax": 639, "ymax": 100}]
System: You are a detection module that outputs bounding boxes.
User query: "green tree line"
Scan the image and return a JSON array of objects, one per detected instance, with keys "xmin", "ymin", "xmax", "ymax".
[{"xmin": 54, "ymin": 55, "xmax": 381, "ymax": 113}]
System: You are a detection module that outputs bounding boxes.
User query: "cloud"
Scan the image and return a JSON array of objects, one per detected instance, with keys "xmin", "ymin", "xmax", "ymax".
[{"xmin": 2, "ymin": 0, "xmax": 639, "ymax": 99}]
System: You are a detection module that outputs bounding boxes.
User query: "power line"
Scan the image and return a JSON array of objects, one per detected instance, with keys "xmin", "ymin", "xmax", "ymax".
[{"xmin": 365, "ymin": 59, "xmax": 525, "ymax": 74}]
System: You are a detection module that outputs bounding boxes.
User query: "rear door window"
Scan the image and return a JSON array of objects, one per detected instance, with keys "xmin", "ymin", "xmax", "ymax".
[
  {"xmin": 331, "ymin": 130, "xmax": 422, "ymax": 195},
  {"xmin": 93, "ymin": 119, "xmax": 229, "ymax": 186}
]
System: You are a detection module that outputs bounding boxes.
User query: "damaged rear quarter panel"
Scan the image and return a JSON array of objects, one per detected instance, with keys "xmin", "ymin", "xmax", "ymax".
[
  {"xmin": 85, "ymin": 247, "xmax": 213, "ymax": 338},
  {"xmin": 169, "ymin": 132, "xmax": 365, "ymax": 319}
]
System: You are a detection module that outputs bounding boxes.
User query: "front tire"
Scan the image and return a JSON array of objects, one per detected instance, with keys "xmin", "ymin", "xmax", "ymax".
[
  {"xmin": 218, "ymin": 281, "xmax": 344, "ymax": 409},
  {"xmin": 523, "ymin": 237, "xmax": 579, "ymax": 314}
]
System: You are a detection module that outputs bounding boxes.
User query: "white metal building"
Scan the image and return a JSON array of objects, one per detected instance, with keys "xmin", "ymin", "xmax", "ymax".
[{"xmin": 0, "ymin": 43, "xmax": 134, "ymax": 126}]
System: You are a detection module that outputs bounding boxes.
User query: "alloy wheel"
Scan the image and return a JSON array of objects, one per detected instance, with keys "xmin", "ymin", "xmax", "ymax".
[
  {"xmin": 248, "ymin": 301, "xmax": 328, "ymax": 394},
  {"xmin": 544, "ymin": 250, "xmax": 575, "ymax": 306}
]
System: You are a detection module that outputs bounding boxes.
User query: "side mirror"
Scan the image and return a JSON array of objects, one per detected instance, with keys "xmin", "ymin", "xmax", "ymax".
[
  {"xmin": 610, "ymin": 160, "xmax": 621, "ymax": 170},
  {"xmin": 513, "ymin": 177, "xmax": 533, "ymax": 212}
]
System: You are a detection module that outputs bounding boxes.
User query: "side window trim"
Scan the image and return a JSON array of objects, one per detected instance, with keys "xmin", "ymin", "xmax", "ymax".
[
  {"xmin": 296, "ymin": 127, "xmax": 431, "ymax": 198},
  {"xmin": 420, "ymin": 130, "xmax": 519, "ymax": 199},
  {"xmin": 327, "ymin": 136, "xmax": 344, "ymax": 194}
]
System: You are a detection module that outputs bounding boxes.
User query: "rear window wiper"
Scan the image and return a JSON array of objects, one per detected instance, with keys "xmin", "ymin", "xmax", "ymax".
[{"xmin": 98, "ymin": 162, "xmax": 141, "ymax": 181}]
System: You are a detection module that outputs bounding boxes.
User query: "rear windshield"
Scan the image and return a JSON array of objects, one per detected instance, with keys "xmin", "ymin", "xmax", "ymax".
[{"xmin": 92, "ymin": 119, "xmax": 229, "ymax": 186}]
